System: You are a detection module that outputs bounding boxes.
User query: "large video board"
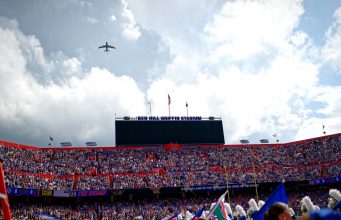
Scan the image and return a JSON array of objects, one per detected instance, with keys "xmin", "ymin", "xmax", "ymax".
[{"xmin": 115, "ymin": 117, "xmax": 224, "ymax": 145}]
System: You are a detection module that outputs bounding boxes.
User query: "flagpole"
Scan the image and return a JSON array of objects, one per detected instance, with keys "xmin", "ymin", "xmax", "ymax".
[
  {"xmin": 273, "ymin": 133, "xmax": 279, "ymax": 144},
  {"xmin": 148, "ymin": 101, "xmax": 152, "ymax": 117},
  {"xmin": 168, "ymin": 94, "xmax": 171, "ymax": 117},
  {"xmin": 252, "ymin": 163, "xmax": 259, "ymax": 203},
  {"xmin": 224, "ymin": 165, "xmax": 231, "ymax": 204}
]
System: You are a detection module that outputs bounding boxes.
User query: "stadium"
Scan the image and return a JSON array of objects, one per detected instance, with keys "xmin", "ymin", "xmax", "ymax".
[
  {"xmin": 1, "ymin": 1, "xmax": 341, "ymax": 220},
  {"xmin": 0, "ymin": 117, "xmax": 340, "ymax": 219}
]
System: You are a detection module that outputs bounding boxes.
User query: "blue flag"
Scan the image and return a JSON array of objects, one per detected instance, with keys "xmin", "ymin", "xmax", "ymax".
[
  {"xmin": 252, "ymin": 183, "xmax": 288, "ymax": 220},
  {"xmin": 36, "ymin": 213, "xmax": 59, "ymax": 220},
  {"xmin": 192, "ymin": 207, "xmax": 205, "ymax": 220},
  {"xmin": 167, "ymin": 213, "xmax": 178, "ymax": 220}
]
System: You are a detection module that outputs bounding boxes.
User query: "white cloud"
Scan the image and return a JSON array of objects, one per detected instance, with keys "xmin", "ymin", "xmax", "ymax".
[
  {"xmin": 110, "ymin": 15, "xmax": 117, "ymax": 22},
  {"xmin": 62, "ymin": 57, "xmax": 82, "ymax": 77},
  {"xmin": 120, "ymin": 0, "xmax": 141, "ymax": 40},
  {"xmin": 40, "ymin": 67, "xmax": 146, "ymax": 143},
  {"xmin": 86, "ymin": 17, "xmax": 99, "ymax": 24},
  {"xmin": 139, "ymin": 0, "xmax": 341, "ymax": 143},
  {"xmin": 1, "ymin": 1, "xmax": 341, "ymax": 146},
  {"xmin": 295, "ymin": 86, "xmax": 341, "ymax": 140},
  {"xmin": 323, "ymin": 7, "xmax": 341, "ymax": 73},
  {"xmin": 289, "ymin": 31, "xmax": 308, "ymax": 47},
  {"xmin": 205, "ymin": 0, "xmax": 304, "ymax": 61},
  {"xmin": 127, "ymin": 0, "xmax": 219, "ymax": 57},
  {"xmin": 157, "ymin": 55, "xmax": 201, "ymax": 84},
  {"xmin": 147, "ymin": 53, "xmax": 320, "ymax": 142},
  {"xmin": 0, "ymin": 17, "xmax": 146, "ymax": 146},
  {"xmin": 0, "ymin": 17, "xmax": 54, "ymax": 85},
  {"xmin": 78, "ymin": 1, "xmax": 93, "ymax": 8}
]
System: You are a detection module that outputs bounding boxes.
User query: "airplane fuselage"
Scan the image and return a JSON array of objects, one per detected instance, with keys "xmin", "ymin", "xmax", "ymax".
[{"xmin": 98, "ymin": 41, "xmax": 116, "ymax": 52}]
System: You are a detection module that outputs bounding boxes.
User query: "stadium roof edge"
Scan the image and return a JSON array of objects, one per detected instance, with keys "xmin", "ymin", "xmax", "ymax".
[{"xmin": 0, "ymin": 132, "xmax": 340, "ymax": 150}]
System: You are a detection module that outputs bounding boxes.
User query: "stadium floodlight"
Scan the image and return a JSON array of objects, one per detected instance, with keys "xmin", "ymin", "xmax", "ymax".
[
  {"xmin": 85, "ymin": 142, "xmax": 97, "ymax": 146},
  {"xmin": 60, "ymin": 142, "xmax": 72, "ymax": 147},
  {"xmin": 240, "ymin": 139, "xmax": 249, "ymax": 144},
  {"xmin": 259, "ymin": 139, "xmax": 269, "ymax": 143}
]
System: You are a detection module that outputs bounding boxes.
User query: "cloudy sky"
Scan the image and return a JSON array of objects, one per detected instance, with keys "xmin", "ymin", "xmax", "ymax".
[{"xmin": 0, "ymin": 0, "xmax": 340, "ymax": 147}]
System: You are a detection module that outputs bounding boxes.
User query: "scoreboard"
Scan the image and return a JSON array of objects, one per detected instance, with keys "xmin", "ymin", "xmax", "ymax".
[{"xmin": 115, "ymin": 117, "xmax": 225, "ymax": 145}]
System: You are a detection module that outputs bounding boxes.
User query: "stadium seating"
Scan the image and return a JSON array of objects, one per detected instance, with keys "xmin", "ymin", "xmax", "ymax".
[
  {"xmin": 0, "ymin": 134, "xmax": 340, "ymax": 190},
  {"xmin": 0, "ymin": 134, "xmax": 340, "ymax": 219},
  {"xmin": 2, "ymin": 186, "xmax": 338, "ymax": 220}
]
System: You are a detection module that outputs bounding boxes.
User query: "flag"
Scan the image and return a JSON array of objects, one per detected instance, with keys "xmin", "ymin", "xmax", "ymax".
[
  {"xmin": 49, "ymin": 136, "xmax": 53, "ymax": 141},
  {"xmin": 87, "ymin": 169, "xmax": 97, "ymax": 175},
  {"xmin": 192, "ymin": 207, "xmax": 205, "ymax": 220},
  {"xmin": 186, "ymin": 102, "xmax": 188, "ymax": 107},
  {"xmin": 88, "ymin": 156, "xmax": 96, "ymax": 161},
  {"xmin": 206, "ymin": 191, "xmax": 230, "ymax": 220},
  {"xmin": 167, "ymin": 213, "xmax": 178, "ymax": 220},
  {"xmin": 168, "ymin": 94, "xmax": 171, "ymax": 105},
  {"xmin": 36, "ymin": 214, "xmax": 59, "ymax": 220},
  {"xmin": 33, "ymin": 156, "xmax": 43, "ymax": 163},
  {"xmin": 252, "ymin": 183, "xmax": 288, "ymax": 220}
]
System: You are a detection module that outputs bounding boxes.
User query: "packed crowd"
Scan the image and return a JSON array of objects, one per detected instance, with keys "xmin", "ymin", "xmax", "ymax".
[
  {"xmin": 0, "ymin": 134, "xmax": 340, "ymax": 190},
  {"xmin": 2, "ymin": 186, "xmax": 339, "ymax": 220}
]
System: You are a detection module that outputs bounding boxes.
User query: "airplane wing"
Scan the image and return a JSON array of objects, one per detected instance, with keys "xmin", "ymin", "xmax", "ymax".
[
  {"xmin": 98, "ymin": 45, "xmax": 106, "ymax": 49},
  {"xmin": 108, "ymin": 45, "xmax": 116, "ymax": 49}
]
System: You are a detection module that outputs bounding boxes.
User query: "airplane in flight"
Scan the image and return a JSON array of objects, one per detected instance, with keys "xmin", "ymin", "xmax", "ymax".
[{"xmin": 98, "ymin": 42, "xmax": 116, "ymax": 52}]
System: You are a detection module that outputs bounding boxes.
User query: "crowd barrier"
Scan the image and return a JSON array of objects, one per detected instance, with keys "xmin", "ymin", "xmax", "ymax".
[{"xmin": 5, "ymin": 177, "xmax": 339, "ymax": 198}]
